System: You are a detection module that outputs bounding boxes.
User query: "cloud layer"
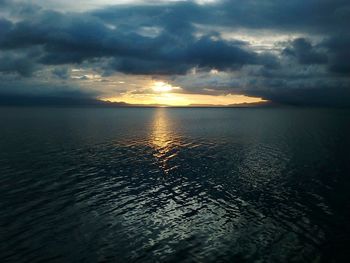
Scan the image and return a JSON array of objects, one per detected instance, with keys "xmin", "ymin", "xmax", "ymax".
[{"xmin": 0, "ymin": 0, "xmax": 349, "ymax": 106}]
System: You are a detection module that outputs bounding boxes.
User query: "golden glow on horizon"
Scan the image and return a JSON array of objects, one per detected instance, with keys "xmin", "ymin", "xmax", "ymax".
[
  {"xmin": 100, "ymin": 80, "xmax": 266, "ymax": 106},
  {"xmin": 102, "ymin": 92, "xmax": 266, "ymax": 106}
]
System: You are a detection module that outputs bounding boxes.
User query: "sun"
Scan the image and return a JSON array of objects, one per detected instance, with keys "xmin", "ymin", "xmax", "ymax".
[{"xmin": 152, "ymin": 81, "xmax": 177, "ymax": 93}]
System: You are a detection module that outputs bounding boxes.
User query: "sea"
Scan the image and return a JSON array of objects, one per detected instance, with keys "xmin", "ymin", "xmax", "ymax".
[{"xmin": 1, "ymin": 107, "xmax": 349, "ymax": 262}]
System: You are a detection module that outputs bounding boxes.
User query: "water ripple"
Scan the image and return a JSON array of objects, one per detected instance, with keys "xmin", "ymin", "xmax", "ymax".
[{"xmin": 1, "ymin": 108, "xmax": 349, "ymax": 262}]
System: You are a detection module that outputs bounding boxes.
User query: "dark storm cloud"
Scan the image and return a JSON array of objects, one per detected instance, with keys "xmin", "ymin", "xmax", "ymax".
[
  {"xmin": 0, "ymin": 0, "xmax": 349, "ymax": 74},
  {"xmin": 283, "ymin": 38, "xmax": 328, "ymax": 65},
  {"xmin": 0, "ymin": 52, "xmax": 36, "ymax": 77},
  {"xmin": 108, "ymin": 36, "xmax": 277, "ymax": 75},
  {"xmin": 0, "ymin": 0, "xmax": 349, "ymax": 106},
  {"xmin": 322, "ymin": 35, "xmax": 350, "ymax": 74},
  {"xmin": 227, "ymin": 64, "xmax": 350, "ymax": 107},
  {"xmin": 0, "ymin": 46, "xmax": 42, "ymax": 77},
  {"xmin": 0, "ymin": 79, "xmax": 100, "ymax": 104},
  {"xmin": 282, "ymin": 36, "xmax": 350, "ymax": 75},
  {"xmin": 0, "ymin": 9, "xmax": 276, "ymax": 75},
  {"xmin": 280, "ymin": 35, "xmax": 350, "ymax": 76},
  {"xmin": 91, "ymin": 0, "xmax": 350, "ymax": 34},
  {"xmin": 245, "ymin": 86, "xmax": 350, "ymax": 108},
  {"xmin": 0, "ymin": 93, "xmax": 125, "ymax": 106},
  {"xmin": 219, "ymin": 0, "xmax": 349, "ymax": 33}
]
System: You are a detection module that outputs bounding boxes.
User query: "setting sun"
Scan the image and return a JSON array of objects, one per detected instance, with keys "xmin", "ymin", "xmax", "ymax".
[{"xmin": 152, "ymin": 81, "xmax": 180, "ymax": 93}]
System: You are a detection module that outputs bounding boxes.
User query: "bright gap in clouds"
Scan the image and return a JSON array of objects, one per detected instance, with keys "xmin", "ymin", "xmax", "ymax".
[
  {"xmin": 101, "ymin": 81, "xmax": 266, "ymax": 106},
  {"xmin": 152, "ymin": 82, "xmax": 174, "ymax": 93},
  {"xmin": 102, "ymin": 93, "xmax": 266, "ymax": 106},
  {"xmin": 152, "ymin": 81, "xmax": 181, "ymax": 93}
]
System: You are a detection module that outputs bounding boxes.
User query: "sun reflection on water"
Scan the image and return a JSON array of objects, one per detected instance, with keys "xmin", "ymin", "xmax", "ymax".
[
  {"xmin": 151, "ymin": 109, "xmax": 171, "ymax": 150},
  {"xmin": 150, "ymin": 109, "xmax": 181, "ymax": 174}
]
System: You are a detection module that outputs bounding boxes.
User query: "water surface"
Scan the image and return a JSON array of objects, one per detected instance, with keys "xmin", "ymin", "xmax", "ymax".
[{"xmin": 1, "ymin": 107, "xmax": 350, "ymax": 262}]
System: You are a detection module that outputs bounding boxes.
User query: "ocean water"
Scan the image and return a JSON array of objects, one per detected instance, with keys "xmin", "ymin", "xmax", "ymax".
[{"xmin": 0, "ymin": 107, "xmax": 349, "ymax": 262}]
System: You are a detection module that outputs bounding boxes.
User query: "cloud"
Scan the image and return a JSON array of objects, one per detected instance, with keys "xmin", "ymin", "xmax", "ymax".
[
  {"xmin": 322, "ymin": 35, "xmax": 350, "ymax": 74},
  {"xmin": 245, "ymin": 86, "xmax": 350, "ymax": 108},
  {"xmin": 0, "ymin": 50, "xmax": 38, "ymax": 77},
  {"xmin": 283, "ymin": 38, "xmax": 328, "ymax": 65},
  {"xmin": 0, "ymin": 0, "xmax": 349, "ymax": 107},
  {"xmin": 91, "ymin": 0, "xmax": 350, "ymax": 34},
  {"xmin": 0, "ymin": 9, "xmax": 278, "ymax": 75},
  {"xmin": 51, "ymin": 67, "xmax": 70, "ymax": 79}
]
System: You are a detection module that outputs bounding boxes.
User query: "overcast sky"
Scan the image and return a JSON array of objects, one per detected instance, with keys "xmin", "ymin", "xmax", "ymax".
[{"xmin": 0, "ymin": 0, "xmax": 349, "ymax": 106}]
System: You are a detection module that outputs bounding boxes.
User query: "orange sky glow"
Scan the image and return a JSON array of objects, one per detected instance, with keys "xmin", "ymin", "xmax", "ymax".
[{"xmin": 101, "ymin": 81, "xmax": 267, "ymax": 106}]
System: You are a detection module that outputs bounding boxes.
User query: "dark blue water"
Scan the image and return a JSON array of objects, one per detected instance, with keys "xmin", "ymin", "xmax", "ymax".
[{"xmin": 1, "ymin": 107, "xmax": 350, "ymax": 262}]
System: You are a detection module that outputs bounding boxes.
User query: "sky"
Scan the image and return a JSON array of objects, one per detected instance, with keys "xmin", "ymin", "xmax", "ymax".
[{"xmin": 0, "ymin": 0, "xmax": 349, "ymax": 106}]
